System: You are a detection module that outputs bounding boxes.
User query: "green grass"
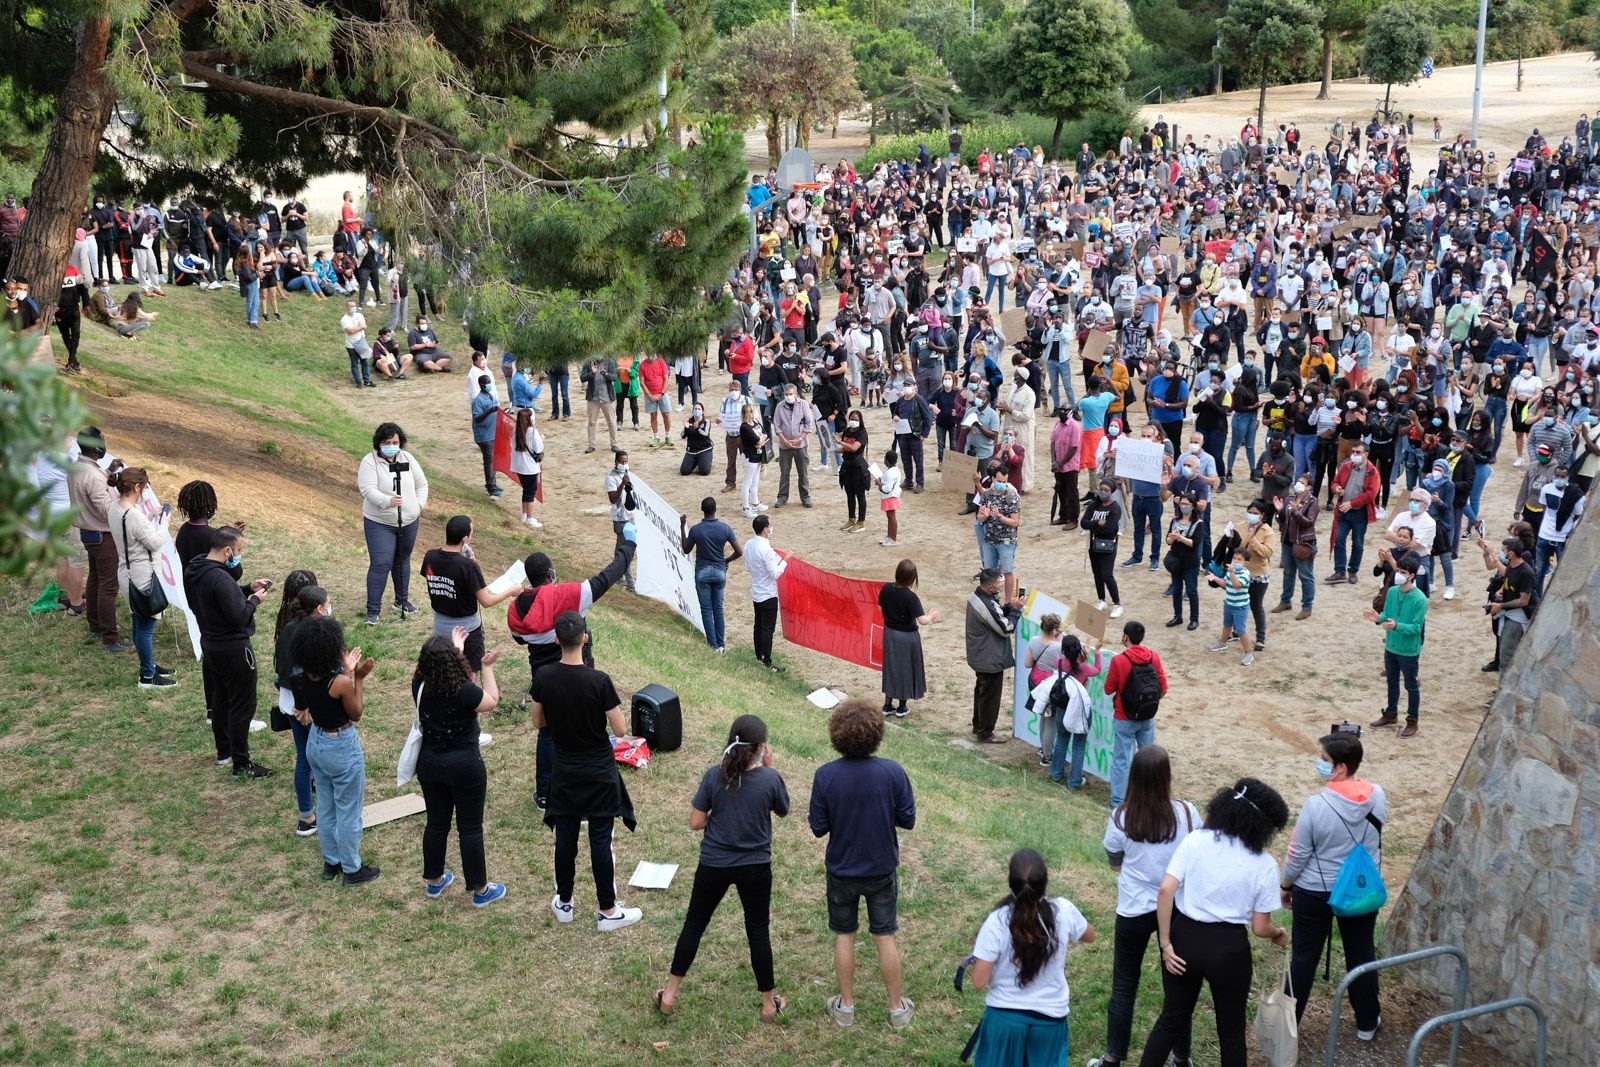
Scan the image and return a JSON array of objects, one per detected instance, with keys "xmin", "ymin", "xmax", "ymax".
[{"xmin": 0, "ymin": 286, "xmax": 1305, "ymax": 1064}]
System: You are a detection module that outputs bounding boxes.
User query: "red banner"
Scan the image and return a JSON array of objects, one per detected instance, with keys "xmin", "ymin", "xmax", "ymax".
[
  {"xmin": 1204, "ymin": 239, "xmax": 1234, "ymax": 263},
  {"xmin": 494, "ymin": 409, "xmax": 542, "ymax": 502},
  {"xmin": 775, "ymin": 555, "xmax": 884, "ymax": 670}
]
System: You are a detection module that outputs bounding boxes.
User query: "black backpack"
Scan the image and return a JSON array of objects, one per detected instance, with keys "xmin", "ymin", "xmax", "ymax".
[{"xmin": 1121, "ymin": 658, "xmax": 1163, "ymax": 721}]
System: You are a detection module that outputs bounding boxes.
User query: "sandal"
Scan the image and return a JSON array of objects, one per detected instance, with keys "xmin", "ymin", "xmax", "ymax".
[
  {"xmin": 653, "ymin": 989, "xmax": 675, "ymax": 1015},
  {"xmin": 761, "ymin": 994, "xmax": 785, "ymax": 1022}
]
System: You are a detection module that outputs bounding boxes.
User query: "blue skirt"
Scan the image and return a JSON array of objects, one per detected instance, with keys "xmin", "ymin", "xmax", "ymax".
[{"xmin": 971, "ymin": 1006, "xmax": 1069, "ymax": 1067}]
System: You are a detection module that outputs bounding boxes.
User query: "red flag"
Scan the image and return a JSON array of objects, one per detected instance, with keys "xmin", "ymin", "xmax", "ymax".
[
  {"xmin": 775, "ymin": 555, "xmax": 883, "ymax": 670},
  {"xmin": 494, "ymin": 409, "xmax": 542, "ymax": 502}
]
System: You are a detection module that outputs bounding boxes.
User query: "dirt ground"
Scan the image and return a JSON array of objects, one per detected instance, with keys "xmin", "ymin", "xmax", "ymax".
[{"xmin": 1141, "ymin": 51, "xmax": 1600, "ymax": 164}]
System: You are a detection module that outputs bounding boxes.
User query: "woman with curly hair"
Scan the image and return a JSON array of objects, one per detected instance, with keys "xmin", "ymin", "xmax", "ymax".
[
  {"xmin": 966, "ymin": 848, "xmax": 1097, "ymax": 1066},
  {"xmin": 1136, "ymin": 778, "xmax": 1291, "ymax": 1067},
  {"xmin": 290, "ymin": 615, "xmax": 376, "ymax": 885},
  {"xmin": 656, "ymin": 714, "xmax": 790, "ymax": 1019},
  {"xmin": 411, "ymin": 630, "xmax": 506, "ymax": 907},
  {"xmin": 273, "ymin": 575, "xmax": 325, "ymax": 837}
]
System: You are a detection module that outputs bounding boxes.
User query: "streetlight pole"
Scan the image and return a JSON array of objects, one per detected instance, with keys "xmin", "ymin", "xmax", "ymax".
[
  {"xmin": 970, "ymin": 0, "xmax": 976, "ymax": 34},
  {"xmin": 1470, "ymin": 0, "xmax": 1488, "ymax": 145}
]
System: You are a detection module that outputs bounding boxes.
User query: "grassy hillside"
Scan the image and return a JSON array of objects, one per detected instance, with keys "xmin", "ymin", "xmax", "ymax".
[{"xmin": 1, "ymin": 286, "xmax": 1305, "ymax": 1065}]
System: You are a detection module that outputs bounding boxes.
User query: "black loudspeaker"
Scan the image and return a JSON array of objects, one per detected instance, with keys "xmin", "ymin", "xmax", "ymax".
[{"xmin": 631, "ymin": 684, "xmax": 682, "ymax": 752}]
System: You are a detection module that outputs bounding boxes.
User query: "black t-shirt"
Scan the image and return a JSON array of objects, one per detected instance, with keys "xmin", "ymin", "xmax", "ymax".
[
  {"xmin": 878, "ymin": 584, "xmax": 924, "ymax": 632},
  {"xmin": 421, "ymin": 548, "xmax": 485, "ymax": 619},
  {"xmin": 292, "ymin": 671, "xmax": 350, "ymax": 731},
  {"xmin": 412, "ymin": 677, "xmax": 483, "ymax": 753},
  {"xmin": 281, "ymin": 201, "xmax": 307, "ymax": 231},
  {"xmin": 1495, "ymin": 560, "xmax": 1536, "ymax": 610},
  {"xmin": 256, "ymin": 201, "xmax": 282, "ymax": 232},
  {"xmin": 90, "ymin": 206, "xmax": 116, "ymax": 240},
  {"xmin": 530, "ymin": 661, "xmax": 621, "ymax": 754}
]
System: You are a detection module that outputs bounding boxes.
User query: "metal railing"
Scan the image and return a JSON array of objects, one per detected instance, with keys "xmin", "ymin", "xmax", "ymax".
[
  {"xmin": 1406, "ymin": 998, "xmax": 1547, "ymax": 1067},
  {"xmin": 1325, "ymin": 945, "xmax": 1470, "ymax": 1067}
]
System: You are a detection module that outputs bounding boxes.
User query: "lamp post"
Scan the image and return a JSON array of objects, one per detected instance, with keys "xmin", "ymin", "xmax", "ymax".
[{"xmin": 1469, "ymin": 0, "xmax": 1488, "ymax": 146}]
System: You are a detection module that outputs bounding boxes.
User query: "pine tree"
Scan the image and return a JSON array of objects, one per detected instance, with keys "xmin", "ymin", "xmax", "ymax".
[{"xmin": 0, "ymin": 0, "xmax": 746, "ymax": 365}]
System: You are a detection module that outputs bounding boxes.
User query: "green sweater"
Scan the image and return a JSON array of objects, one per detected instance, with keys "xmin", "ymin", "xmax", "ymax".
[{"xmin": 1379, "ymin": 584, "xmax": 1428, "ymax": 657}]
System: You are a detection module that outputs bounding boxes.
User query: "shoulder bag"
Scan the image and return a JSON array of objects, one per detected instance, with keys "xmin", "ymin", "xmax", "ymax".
[
  {"xmin": 1253, "ymin": 951, "xmax": 1298, "ymax": 1067},
  {"xmin": 396, "ymin": 682, "xmax": 425, "ymax": 788},
  {"xmin": 120, "ymin": 511, "xmax": 169, "ymax": 618}
]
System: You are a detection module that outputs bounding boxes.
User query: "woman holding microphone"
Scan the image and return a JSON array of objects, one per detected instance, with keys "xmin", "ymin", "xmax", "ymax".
[{"xmin": 357, "ymin": 421, "xmax": 429, "ymax": 626}]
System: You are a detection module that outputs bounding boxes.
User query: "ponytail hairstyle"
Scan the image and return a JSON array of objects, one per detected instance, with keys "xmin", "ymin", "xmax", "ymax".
[
  {"xmin": 1059, "ymin": 633, "xmax": 1085, "ymax": 674},
  {"xmin": 997, "ymin": 848, "xmax": 1058, "ymax": 987},
  {"xmin": 274, "ymin": 569, "xmax": 320, "ymax": 636},
  {"xmin": 718, "ymin": 713, "xmax": 769, "ymax": 790},
  {"xmin": 110, "ymin": 465, "xmax": 149, "ymax": 497}
]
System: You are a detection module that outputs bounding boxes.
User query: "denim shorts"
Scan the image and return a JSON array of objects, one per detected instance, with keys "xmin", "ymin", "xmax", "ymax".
[
  {"xmin": 826, "ymin": 871, "xmax": 898, "ymax": 935},
  {"xmin": 980, "ymin": 540, "xmax": 1017, "ymax": 573},
  {"xmin": 1222, "ymin": 602, "xmax": 1248, "ymax": 635},
  {"xmin": 643, "ymin": 395, "xmax": 671, "ymax": 414}
]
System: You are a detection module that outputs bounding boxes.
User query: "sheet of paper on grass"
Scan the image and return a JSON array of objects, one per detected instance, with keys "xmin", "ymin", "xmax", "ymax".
[
  {"xmin": 487, "ymin": 560, "xmax": 526, "ymax": 596},
  {"xmin": 808, "ymin": 687, "xmax": 848, "ymax": 709},
  {"xmin": 628, "ymin": 862, "xmax": 679, "ymax": 890}
]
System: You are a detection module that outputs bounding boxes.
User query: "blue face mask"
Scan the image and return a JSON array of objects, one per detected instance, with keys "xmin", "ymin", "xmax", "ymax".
[
  {"xmin": 1208, "ymin": 362, "xmax": 1218, "ymax": 371},
  {"xmin": 1409, "ymin": 501, "xmax": 1422, "ymax": 514},
  {"xmin": 1315, "ymin": 757, "xmax": 1335, "ymax": 778},
  {"xmin": 380, "ymin": 443, "xmax": 400, "ymax": 458},
  {"xmin": 1245, "ymin": 512, "xmax": 1262, "ymax": 525},
  {"xmin": 1542, "ymin": 416, "xmax": 1556, "ymax": 428},
  {"xmin": 225, "ymin": 554, "xmax": 241, "ymax": 569},
  {"xmin": 1498, "ymin": 550, "xmax": 1510, "ymax": 564},
  {"xmin": 1324, "ymin": 398, "xmax": 1336, "ymax": 409}
]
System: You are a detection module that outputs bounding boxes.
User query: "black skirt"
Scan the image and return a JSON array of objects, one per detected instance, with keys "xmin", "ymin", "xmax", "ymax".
[{"xmin": 544, "ymin": 744, "xmax": 638, "ymax": 831}]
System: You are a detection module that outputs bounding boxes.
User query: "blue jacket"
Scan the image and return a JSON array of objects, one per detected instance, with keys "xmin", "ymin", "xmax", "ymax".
[
  {"xmin": 511, "ymin": 370, "xmax": 541, "ymax": 409},
  {"xmin": 470, "ymin": 390, "xmax": 500, "ymax": 445}
]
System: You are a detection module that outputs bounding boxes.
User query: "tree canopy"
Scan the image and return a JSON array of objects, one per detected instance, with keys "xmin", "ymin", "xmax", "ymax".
[
  {"xmin": 1360, "ymin": 1, "xmax": 1436, "ymax": 112},
  {"xmin": 993, "ymin": 0, "xmax": 1129, "ymax": 160},
  {"xmin": 1216, "ymin": 0, "xmax": 1322, "ymax": 133}
]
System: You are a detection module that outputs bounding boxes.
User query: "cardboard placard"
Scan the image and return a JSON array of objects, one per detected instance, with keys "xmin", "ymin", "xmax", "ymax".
[
  {"xmin": 1069, "ymin": 238, "xmax": 1085, "ymax": 260},
  {"xmin": 362, "ymin": 793, "xmax": 426, "ymax": 829},
  {"xmin": 1159, "ymin": 236, "xmax": 1181, "ymax": 256},
  {"xmin": 939, "ymin": 449, "xmax": 979, "ymax": 496},
  {"xmin": 1280, "ymin": 309, "xmax": 1304, "ymax": 325},
  {"xmin": 1080, "ymin": 330, "xmax": 1112, "ymax": 364},
  {"xmin": 1073, "ymin": 598, "xmax": 1109, "ymax": 643}
]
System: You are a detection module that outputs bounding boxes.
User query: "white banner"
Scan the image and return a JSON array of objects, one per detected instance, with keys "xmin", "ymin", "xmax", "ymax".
[
  {"xmin": 625, "ymin": 473, "xmax": 705, "ymax": 635},
  {"xmin": 1011, "ymin": 589, "xmax": 1113, "ymax": 781},
  {"xmin": 1113, "ymin": 438, "xmax": 1166, "ymax": 483},
  {"xmin": 132, "ymin": 483, "xmax": 203, "ymax": 660}
]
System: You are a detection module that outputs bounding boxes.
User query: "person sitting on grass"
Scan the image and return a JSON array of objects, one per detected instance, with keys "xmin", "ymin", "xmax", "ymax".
[
  {"xmin": 656, "ymin": 714, "xmax": 790, "ymax": 1021},
  {"xmin": 172, "ymin": 245, "xmax": 221, "ymax": 289},
  {"xmin": 111, "ymin": 290, "xmax": 157, "ymax": 339},
  {"xmin": 373, "ymin": 326, "xmax": 413, "ymax": 380},
  {"xmin": 809, "ymin": 698, "xmax": 918, "ymax": 1032},
  {"xmin": 407, "ymin": 313, "xmax": 453, "ymax": 372}
]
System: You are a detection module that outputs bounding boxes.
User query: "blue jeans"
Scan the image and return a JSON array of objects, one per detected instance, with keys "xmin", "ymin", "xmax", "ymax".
[
  {"xmin": 1130, "ymin": 494, "xmax": 1163, "ymax": 565},
  {"xmin": 695, "ymin": 565, "xmax": 727, "ymax": 649},
  {"xmin": 1333, "ymin": 510, "xmax": 1369, "ymax": 574},
  {"xmin": 1484, "ymin": 396, "xmax": 1507, "ymax": 458},
  {"xmin": 1050, "ymin": 726, "xmax": 1088, "ymax": 788},
  {"xmin": 1292, "ymin": 433, "xmax": 1318, "ymax": 482},
  {"xmin": 1526, "ymin": 336, "xmax": 1553, "ymax": 376},
  {"xmin": 1465, "ymin": 463, "xmax": 1492, "ymax": 525},
  {"xmin": 243, "ymin": 279, "xmax": 260, "ymax": 324},
  {"xmin": 985, "ymin": 273, "xmax": 1008, "ymax": 312},
  {"xmin": 1279, "ymin": 545, "xmax": 1316, "ymax": 609},
  {"xmin": 363, "ymin": 517, "xmax": 419, "ymax": 615},
  {"xmin": 307, "ymin": 726, "xmax": 366, "ymax": 874},
  {"xmin": 1227, "ymin": 413, "xmax": 1258, "ymax": 475},
  {"xmin": 1110, "ymin": 717, "xmax": 1157, "ymax": 807},
  {"xmin": 1535, "ymin": 537, "xmax": 1565, "ymax": 587},
  {"xmin": 347, "ymin": 346, "xmax": 373, "ymax": 385},
  {"xmin": 1430, "ymin": 549, "xmax": 1454, "ymax": 588},
  {"xmin": 1171, "ymin": 566, "xmax": 1199, "ymax": 622},
  {"xmin": 290, "ymin": 709, "xmax": 313, "ymax": 819},
  {"xmin": 1046, "ymin": 360, "xmax": 1076, "ymax": 408},
  {"xmin": 286, "ymin": 275, "xmax": 320, "ymax": 294},
  {"xmin": 548, "ymin": 369, "xmax": 571, "ymax": 417},
  {"xmin": 132, "ymin": 611, "xmax": 157, "ymax": 679}
]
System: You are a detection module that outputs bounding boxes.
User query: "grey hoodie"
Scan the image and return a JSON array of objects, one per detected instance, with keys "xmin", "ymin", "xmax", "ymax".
[{"xmin": 1282, "ymin": 780, "xmax": 1388, "ymax": 893}]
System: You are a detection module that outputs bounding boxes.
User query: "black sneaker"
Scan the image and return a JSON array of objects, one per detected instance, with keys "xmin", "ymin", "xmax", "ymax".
[
  {"xmin": 296, "ymin": 818, "xmax": 318, "ymax": 837},
  {"xmin": 232, "ymin": 761, "xmax": 274, "ymax": 779},
  {"xmin": 138, "ymin": 674, "xmax": 177, "ymax": 689},
  {"xmin": 342, "ymin": 864, "xmax": 381, "ymax": 887},
  {"xmin": 398, "ymin": 601, "xmax": 419, "ymax": 619},
  {"xmin": 534, "ymin": 795, "xmax": 548, "ymax": 811},
  {"xmin": 321, "ymin": 862, "xmax": 341, "ymax": 881},
  {"xmin": 154, "ymin": 664, "xmax": 176, "ymax": 677}
]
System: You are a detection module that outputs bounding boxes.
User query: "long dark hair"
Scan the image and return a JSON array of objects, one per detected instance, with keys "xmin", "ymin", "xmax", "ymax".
[
  {"xmin": 290, "ymin": 615, "xmax": 346, "ymax": 680},
  {"xmin": 1114, "ymin": 745, "xmax": 1178, "ymax": 844},
  {"xmin": 275, "ymin": 570, "xmax": 321, "ymax": 636},
  {"xmin": 1059, "ymin": 634, "xmax": 1085, "ymax": 675},
  {"xmin": 995, "ymin": 848, "xmax": 1058, "ymax": 987},
  {"xmin": 513, "ymin": 407, "xmax": 534, "ymax": 453},
  {"xmin": 719, "ymin": 713, "xmax": 769, "ymax": 789},
  {"xmin": 412, "ymin": 635, "xmax": 470, "ymax": 698}
]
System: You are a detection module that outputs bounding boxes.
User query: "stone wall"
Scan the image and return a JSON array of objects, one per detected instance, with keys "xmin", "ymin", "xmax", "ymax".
[{"xmin": 1388, "ymin": 503, "xmax": 1600, "ymax": 1064}]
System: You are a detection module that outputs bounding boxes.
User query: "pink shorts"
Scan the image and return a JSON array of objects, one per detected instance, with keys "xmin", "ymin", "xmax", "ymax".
[{"xmin": 881, "ymin": 497, "xmax": 900, "ymax": 512}]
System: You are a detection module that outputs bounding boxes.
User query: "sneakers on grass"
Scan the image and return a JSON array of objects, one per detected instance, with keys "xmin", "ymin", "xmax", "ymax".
[
  {"xmin": 597, "ymin": 904, "xmax": 642, "ymax": 932},
  {"xmin": 889, "ymin": 996, "xmax": 916, "ymax": 1030},
  {"xmin": 472, "ymin": 882, "xmax": 507, "ymax": 908},
  {"xmin": 826, "ymin": 994, "xmax": 855, "ymax": 1028},
  {"xmin": 550, "ymin": 894, "xmax": 574, "ymax": 924},
  {"xmin": 426, "ymin": 871, "xmax": 455, "ymax": 898}
]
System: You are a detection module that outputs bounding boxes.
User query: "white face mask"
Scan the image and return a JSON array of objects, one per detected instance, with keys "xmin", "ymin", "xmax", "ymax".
[{"xmin": 848, "ymin": 419, "xmax": 861, "ymax": 428}]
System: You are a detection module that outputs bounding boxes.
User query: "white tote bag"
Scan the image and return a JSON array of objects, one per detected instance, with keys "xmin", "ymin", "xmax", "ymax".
[
  {"xmin": 395, "ymin": 683, "xmax": 424, "ymax": 788},
  {"xmin": 1253, "ymin": 951, "xmax": 1299, "ymax": 1067}
]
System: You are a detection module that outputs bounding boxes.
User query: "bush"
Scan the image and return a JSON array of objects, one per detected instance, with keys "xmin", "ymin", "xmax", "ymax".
[{"xmin": 857, "ymin": 102, "xmax": 1137, "ymax": 168}]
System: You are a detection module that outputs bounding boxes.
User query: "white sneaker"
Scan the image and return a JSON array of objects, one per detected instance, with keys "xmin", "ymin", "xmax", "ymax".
[
  {"xmin": 214, "ymin": 757, "xmax": 231, "ymax": 767},
  {"xmin": 756, "ymin": 503, "xmax": 769, "ymax": 512},
  {"xmin": 550, "ymin": 894, "xmax": 574, "ymax": 924},
  {"xmin": 1513, "ymin": 456, "xmax": 1525, "ymax": 467},
  {"xmin": 1094, "ymin": 600, "xmax": 1107, "ymax": 611},
  {"xmin": 1357, "ymin": 1015, "xmax": 1382, "ymax": 1041},
  {"xmin": 888, "ymin": 996, "xmax": 916, "ymax": 1030},
  {"xmin": 365, "ymin": 299, "xmax": 376, "ymax": 308},
  {"xmin": 478, "ymin": 732, "xmax": 493, "ymax": 746},
  {"xmin": 1109, "ymin": 604, "xmax": 1125, "ymax": 619},
  {"xmin": 597, "ymin": 905, "xmax": 642, "ymax": 932},
  {"xmin": 248, "ymin": 719, "xmax": 266, "ymax": 733},
  {"xmin": 1374, "ymin": 507, "xmax": 1388, "ymax": 519},
  {"xmin": 1444, "ymin": 585, "xmax": 1455, "ymax": 600},
  {"xmin": 527, "ymin": 517, "xmax": 543, "ymax": 529},
  {"xmin": 1241, "ymin": 652, "xmax": 1255, "ymax": 666},
  {"xmin": 881, "ymin": 537, "xmax": 897, "ymax": 546}
]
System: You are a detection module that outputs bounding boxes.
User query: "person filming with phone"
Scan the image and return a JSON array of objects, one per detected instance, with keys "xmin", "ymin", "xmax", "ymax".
[
  {"xmin": 185, "ymin": 525, "xmax": 276, "ymax": 778},
  {"xmin": 358, "ymin": 421, "xmax": 429, "ymax": 626}
]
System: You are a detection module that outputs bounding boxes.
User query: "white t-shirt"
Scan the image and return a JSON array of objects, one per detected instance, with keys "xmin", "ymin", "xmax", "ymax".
[
  {"xmin": 972, "ymin": 897, "xmax": 1089, "ymax": 1017},
  {"xmin": 340, "ymin": 310, "xmax": 368, "ymax": 352},
  {"xmin": 1103, "ymin": 800, "xmax": 1203, "ymax": 918},
  {"xmin": 509, "ymin": 425, "xmax": 544, "ymax": 476},
  {"xmin": 1510, "ymin": 371, "xmax": 1543, "ymax": 403},
  {"xmin": 1167, "ymin": 829, "xmax": 1282, "ymax": 925}
]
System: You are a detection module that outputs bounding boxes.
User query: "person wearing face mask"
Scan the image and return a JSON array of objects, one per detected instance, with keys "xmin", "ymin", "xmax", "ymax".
[
  {"xmin": 106, "ymin": 465, "xmax": 176, "ymax": 690},
  {"xmin": 772, "ymin": 383, "xmax": 816, "ymax": 508},
  {"xmin": 186, "ymin": 525, "xmax": 276, "ymax": 777},
  {"xmin": 999, "ymin": 369, "xmax": 1037, "ymax": 493},
  {"xmin": 357, "ymin": 422, "xmax": 430, "ymax": 624},
  {"xmin": 1083, "ymin": 478, "xmax": 1125, "ymax": 617},
  {"xmin": 1507, "ymin": 363, "xmax": 1544, "ymax": 465},
  {"xmin": 1273, "ymin": 477, "xmax": 1320, "ymax": 619},
  {"xmin": 889, "ymin": 380, "xmax": 934, "ymax": 493},
  {"xmin": 1146, "ymin": 362, "xmax": 1190, "ymax": 456},
  {"xmin": 1532, "ymin": 462, "xmax": 1583, "ymax": 587},
  {"xmin": 838, "ymin": 408, "xmax": 870, "ymax": 531},
  {"xmin": 932, "ymin": 373, "xmax": 962, "ymax": 470},
  {"xmin": 1279, "ymin": 731, "xmax": 1387, "ymax": 1039},
  {"xmin": 679, "ymin": 402, "xmax": 715, "ymax": 477},
  {"xmin": 405, "ymin": 314, "xmax": 453, "ymax": 373},
  {"xmin": 1326, "ymin": 444, "xmax": 1379, "ymax": 585},
  {"xmin": 1364, "ymin": 556, "xmax": 1428, "ymax": 737},
  {"xmin": 1162, "ymin": 493, "xmax": 1206, "ymax": 631}
]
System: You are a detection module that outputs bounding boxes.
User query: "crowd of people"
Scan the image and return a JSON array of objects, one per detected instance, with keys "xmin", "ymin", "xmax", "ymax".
[{"xmin": 17, "ymin": 104, "xmax": 1600, "ymax": 1065}]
